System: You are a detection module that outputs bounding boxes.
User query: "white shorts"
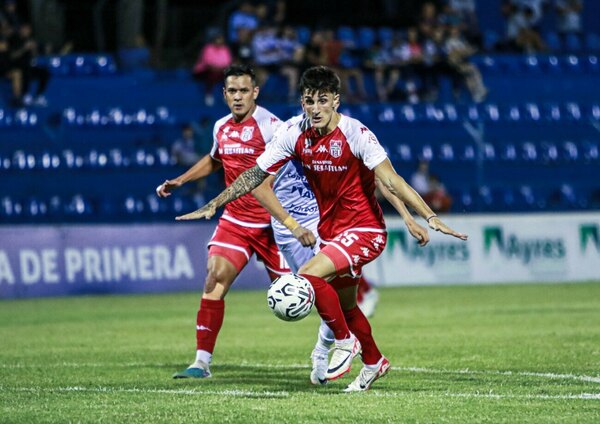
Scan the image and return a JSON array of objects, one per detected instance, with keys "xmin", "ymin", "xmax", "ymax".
[{"xmin": 273, "ymin": 218, "xmax": 320, "ymax": 273}]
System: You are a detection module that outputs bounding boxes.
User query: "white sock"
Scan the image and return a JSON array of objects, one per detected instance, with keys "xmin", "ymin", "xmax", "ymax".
[
  {"xmin": 193, "ymin": 349, "xmax": 212, "ymax": 367},
  {"xmin": 365, "ymin": 357, "xmax": 384, "ymax": 369},
  {"xmin": 314, "ymin": 320, "xmax": 334, "ymax": 353}
]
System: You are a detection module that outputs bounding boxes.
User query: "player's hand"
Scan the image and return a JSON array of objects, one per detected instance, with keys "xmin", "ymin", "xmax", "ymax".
[
  {"xmin": 428, "ymin": 217, "xmax": 468, "ymax": 240},
  {"xmin": 292, "ymin": 226, "xmax": 317, "ymax": 248},
  {"xmin": 175, "ymin": 202, "xmax": 217, "ymax": 221},
  {"xmin": 406, "ymin": 220, "xmax": 430, "ymax": 246},
  {"xmin": 156, "ymin": 179, "xmax": 182, "ymax": 198}
]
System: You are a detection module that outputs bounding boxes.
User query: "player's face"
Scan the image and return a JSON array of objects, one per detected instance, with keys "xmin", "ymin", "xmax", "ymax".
[
  {"xmin": 223, "ymin": 75, "xmax": 259, "ymax": 121},
  {"xmin": 301, "ymin": 90, "xmax": 340, "ymax": 134}
]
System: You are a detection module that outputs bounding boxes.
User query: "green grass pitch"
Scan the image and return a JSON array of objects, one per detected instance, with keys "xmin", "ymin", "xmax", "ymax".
[{"xmin": 1, "ymin": 282, "xmax": 599, "ymax": 423}]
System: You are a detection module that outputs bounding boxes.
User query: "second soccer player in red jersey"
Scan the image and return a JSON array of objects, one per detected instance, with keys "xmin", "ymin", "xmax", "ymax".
[{"xmin": 156, "ymin": 65, "xmax": 294, "ymax": 379}]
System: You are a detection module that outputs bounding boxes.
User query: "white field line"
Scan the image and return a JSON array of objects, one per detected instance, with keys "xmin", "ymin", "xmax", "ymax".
[
  {"xmin": 0, "ymin": 386, "xmax": 289, "ymax": 398},
  {"xmin": 0, "ymin": 385, "xmax": 598, "ymax": 401},
  {"xmin": 3, "ymin": 361, "xmax": 599, "ymax": 384}
]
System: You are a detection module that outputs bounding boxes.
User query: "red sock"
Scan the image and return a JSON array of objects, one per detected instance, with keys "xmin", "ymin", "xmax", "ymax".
[
  {"xmin": 196, "ymin": 298, "xmax": 225, "ymax": 353},
  {"xmin": 344, "ymin": 305, "xmax": 382, "ymax": 365},
  {"xmin": 300, "ymin": 274, "xmax": 350, "ymax": 340}
]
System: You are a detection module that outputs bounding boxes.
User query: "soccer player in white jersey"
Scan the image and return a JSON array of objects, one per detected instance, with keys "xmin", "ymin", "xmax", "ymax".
[
  {"xmin": 176, "ymin": 66, "xmax": 468, "ymax": 391},
  {"xmin": 268, "ymin": 114, "xmax": 431, "ymax": 385},
  {"xmin": 156, "ymin": 65, "xmax": 292, "ymax": 379}
]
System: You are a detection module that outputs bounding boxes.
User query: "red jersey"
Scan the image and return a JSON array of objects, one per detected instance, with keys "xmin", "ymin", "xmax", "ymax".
[
  {"xmin": 257, "ymin": 114, "xmax": 388, "ymax": 241},
  {"xmin": 211, "ymin": 106, "xmax": 282, "ymax": 226}
]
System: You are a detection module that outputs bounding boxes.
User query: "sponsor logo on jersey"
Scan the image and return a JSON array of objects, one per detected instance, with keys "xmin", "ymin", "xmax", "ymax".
[
  {"xmin": 241, "ymin": 126, "xmax": 254, "ymax": 142},
  {"xmin": 316, "ymin": 145, "xmax": 328, "ymax": 154},
  {"xmin": 330, "ymin": 139, "xmax": 343, "ymax": 158}
]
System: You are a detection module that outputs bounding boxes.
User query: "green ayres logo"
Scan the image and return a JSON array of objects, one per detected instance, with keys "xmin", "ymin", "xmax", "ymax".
[
  {"xmin": 387, "ymin": 229, "xmax": 469, "ymax": 266},
  {"xmin": 483, "ymin": 227, "xmax": 565, "ymax": 264},
  {"xmin": 580, "ymin": 224, "xmax": 600, "ymax": 252}
]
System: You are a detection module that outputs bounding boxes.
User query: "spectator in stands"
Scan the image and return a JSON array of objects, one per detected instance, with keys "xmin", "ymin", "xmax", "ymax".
[
  {"xmin": 445, "ymin": 0, "xmax": 482, "ymax": 49},
  {"xmin": 555, "ymin": 0, "xmax": 583, "ymax": 39},
  {"xmin": 8, "ymin": 23, "xmax": 50, "ymax": 107},
  {"xmin": 321, "ymin": 29, "xmax": 368, "ymax": 103},
  {"xmin": 421, "ymin": 27, "xmax": 455, "ymax": 102},
  {"xmin": 0, "ymin": 22, "xmax": 21, "ymax": 106},
  {"xmin": 410, "ymin": 160, "xmax": 431, "ymax": 196},
  {"xmin": 228, "ymin": 1, "xmax": 259, "ymax": 44},
  {"xmin": 0, "ymin": 0, "xmax": 20, "ymax": 29},
  {"xmin": 511, "ymin": 0, "xmax": 549, "ymax": 30},
  {"xmin": 445, "ymin": 25, "xmax": 488, "ymax": 102},
  {"xmin": 388, "ymin": 28, "xmax": 423, "ymax": 103},
  {"xmin": 502, "ymin": 2, "xmax": 546, "ymax": 52},
  {"xmin": 193, "ymin": 32, "xmax": 232, "ymax": 106},
  {"xmin": 277, "ymin": 25, "xmax": 304, "ymax": 101},
  {"xmin": 171, "ymin": 123, "xmax": 201, "ymax": 168},
  {"xmin": 304, "ymin": 30, "xmax": 327, "ymax": 68},
  {"xmin": 251, "ymin": 25, "xmax": 280, "ymax": 92},
  {"xmin": 419, "ymin": 2, "xmax": 439, "ymax": 40},
  {"xmin": 423, "ymin": 174, "xmax": 453, "ymax": 213},
  {"xmin": 364, "ymin": 40, "xmax": 394, "ymax": 102},
  {"xmin": 411, "ymin": 162, "xmax": 453, "ymax": 213},
  {"xmin": 231, "ymin": 27, "xmax": 254, "ymax": 65}
]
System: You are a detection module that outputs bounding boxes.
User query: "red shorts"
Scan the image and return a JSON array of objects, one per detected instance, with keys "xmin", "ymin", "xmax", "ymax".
[
  {"xmin": 208, "ymin": 216, "xmax": 289, "ymax": 275},
  {"xmin": 320, "ymin": 228, "xmax": 387, "ymax": 284}
]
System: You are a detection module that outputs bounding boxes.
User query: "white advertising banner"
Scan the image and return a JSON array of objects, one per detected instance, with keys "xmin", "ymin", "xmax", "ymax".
[{"xmin": 363, "ymin": 213, "xmax": 600, "ymax": 286}]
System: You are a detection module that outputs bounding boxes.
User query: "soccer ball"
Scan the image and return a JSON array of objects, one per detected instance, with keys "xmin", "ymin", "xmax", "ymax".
[{"xmin": 267, "ymin": 274, "xmax": 315, "ymax": 322}]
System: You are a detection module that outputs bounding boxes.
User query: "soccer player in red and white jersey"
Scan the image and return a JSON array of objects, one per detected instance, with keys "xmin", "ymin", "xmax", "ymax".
[
  {"xmin": 156, "ymin": 65, "xmax": 292, "ymax": 379},
  {"xmin": 176, "ymin": 66, "xmax": 468, "ymax": 391}
]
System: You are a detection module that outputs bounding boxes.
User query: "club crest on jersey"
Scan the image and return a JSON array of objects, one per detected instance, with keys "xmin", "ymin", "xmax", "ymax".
[
  {"xmin": 241, "ymin": 126, "xmax": 254, "ymax": 142},
  {"xmin": 330, "ymin": 139, "xmax": 343, "ymax": 158}
]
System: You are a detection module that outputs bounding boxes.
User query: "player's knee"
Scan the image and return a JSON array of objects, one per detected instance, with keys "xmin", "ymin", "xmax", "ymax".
[{"xmin": 203, "ymin": 266, "xmax": 234, "ymax": 297}]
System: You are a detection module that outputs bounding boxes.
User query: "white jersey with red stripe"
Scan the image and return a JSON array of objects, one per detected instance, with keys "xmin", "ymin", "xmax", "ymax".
[
  {"xmin": 211, "ymin": 105, "xmax": 282, "ymax": 226},
  {"xmin": 257, "ymin": 114, "xmax": 388, "ymax": 241}
]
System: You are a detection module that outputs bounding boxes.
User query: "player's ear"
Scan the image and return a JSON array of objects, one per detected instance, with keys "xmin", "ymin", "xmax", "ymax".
[
  {"xmin": 333, "ymin": 93, "xmax": 340, "ymax": 110},
  {"xmin": 253, "ymin": 86, "xmax": 260, "ymax": 100}
]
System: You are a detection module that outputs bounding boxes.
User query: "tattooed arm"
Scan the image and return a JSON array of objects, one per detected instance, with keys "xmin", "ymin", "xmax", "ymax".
[{"xmin": 176, "ymin": 165, "xmax": 269, "ymax": 220}]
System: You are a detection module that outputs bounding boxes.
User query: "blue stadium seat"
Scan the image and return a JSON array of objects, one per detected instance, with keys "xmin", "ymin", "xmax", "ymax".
[
  {"xmin": 39, "ymin": 152, "xmax": 61, "ymax": 170},
  {"xmin": 377, "ymin": 27, "xmax": 394, "ymax": 47},
  {"xmin": 540, "ymin": 141, "xmax": 559, "ymax": 162},
  {"xmin": 541, "ymin": 55, "xmax": 562, "ymax": 74},
  {"xmin": 562, "ymin": 55, "xmax": 583, "ymax": 74},
  {"xmin": 520, "ymin": 141, "xmax": 538, "ymax": 161},
  {"xmin": 24, "ymin": 197, "xmax": 48, "ymax": 218},
  {"xmin": 581, "ymin": 140, "xmax": 599, "ymax": 161},
  {"xmin": 296, "ymin": 26, "xmax": 311, "ymax": 44},
  {"xmin": 561, "ymin": 140, "xmax": 579, "ymax": 161},
  {"xmin": 357, "ymin": 27, "xmax": 376, "ymax": 49},
  {"xmin": 562, "ymin": 102, "xmax": 583, "ymax": 121},
  {"xmin": 483, "ymin": 30, "xmax": 499, "ymax": 52},
  {"xmin": 337, "ymin": 26, "xmax": 357, "ymax": 47},
  {"xmin": 438, "ymin": 143, "xmax": 455, "ymax": 161},
  {"xmin": 586, "ymin": 55, "xmax": 599, "ymax": 73},
  {"xmin": 564, "ymin": 34, "xmax": 583, "ymax": 53},
  {"xmin": 544, "ymin": 31, "xmax": 561, "ymax": 52},
  {"xmin": 585, "ymin": 33, "xmax": 600, "ymax": 52}
]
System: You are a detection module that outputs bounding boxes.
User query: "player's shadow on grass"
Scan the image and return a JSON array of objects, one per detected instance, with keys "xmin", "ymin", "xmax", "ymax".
[{"xmin": 170, "ymin": 363, "xmax": 343, "ymax": 394}]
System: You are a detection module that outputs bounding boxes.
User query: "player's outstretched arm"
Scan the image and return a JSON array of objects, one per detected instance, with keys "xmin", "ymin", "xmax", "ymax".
[
  {"xmin": 176, "ymin": 164, "xmax": 269, "ymax": 220},
  {"xmin": 252, "ymin": 176, "xmax": 316, "ymax": 247},
  {"xmin": 375, "ymin": 177, "xmax": 429, "ymax": 247},
  {"xmin": 374, "ymin": 159, "xmax": 468, "ymax": 241},
  {"xmin": 156, "ymin": 155, "xmax": 221, "ymax": 198}
]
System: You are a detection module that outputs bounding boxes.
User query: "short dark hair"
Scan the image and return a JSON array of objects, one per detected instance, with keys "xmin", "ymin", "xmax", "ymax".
[
  {"xmin": 299, "ymin": 66, "xmax": 341, "ymax": 95},
  {"xmin": 223, "ymin": 64, "xmax": 257, "ymax": 86}
]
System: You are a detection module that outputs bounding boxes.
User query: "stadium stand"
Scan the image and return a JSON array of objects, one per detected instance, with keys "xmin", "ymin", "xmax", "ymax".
[{"xmin": 1, "ymin": 27, "xmax": 599, "ymax": 223}]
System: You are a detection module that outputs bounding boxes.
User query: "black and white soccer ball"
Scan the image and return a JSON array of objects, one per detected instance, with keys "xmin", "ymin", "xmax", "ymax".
[{"xmin": 267, "ymin": 274, "xmax": 315, "ymax": 321}]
